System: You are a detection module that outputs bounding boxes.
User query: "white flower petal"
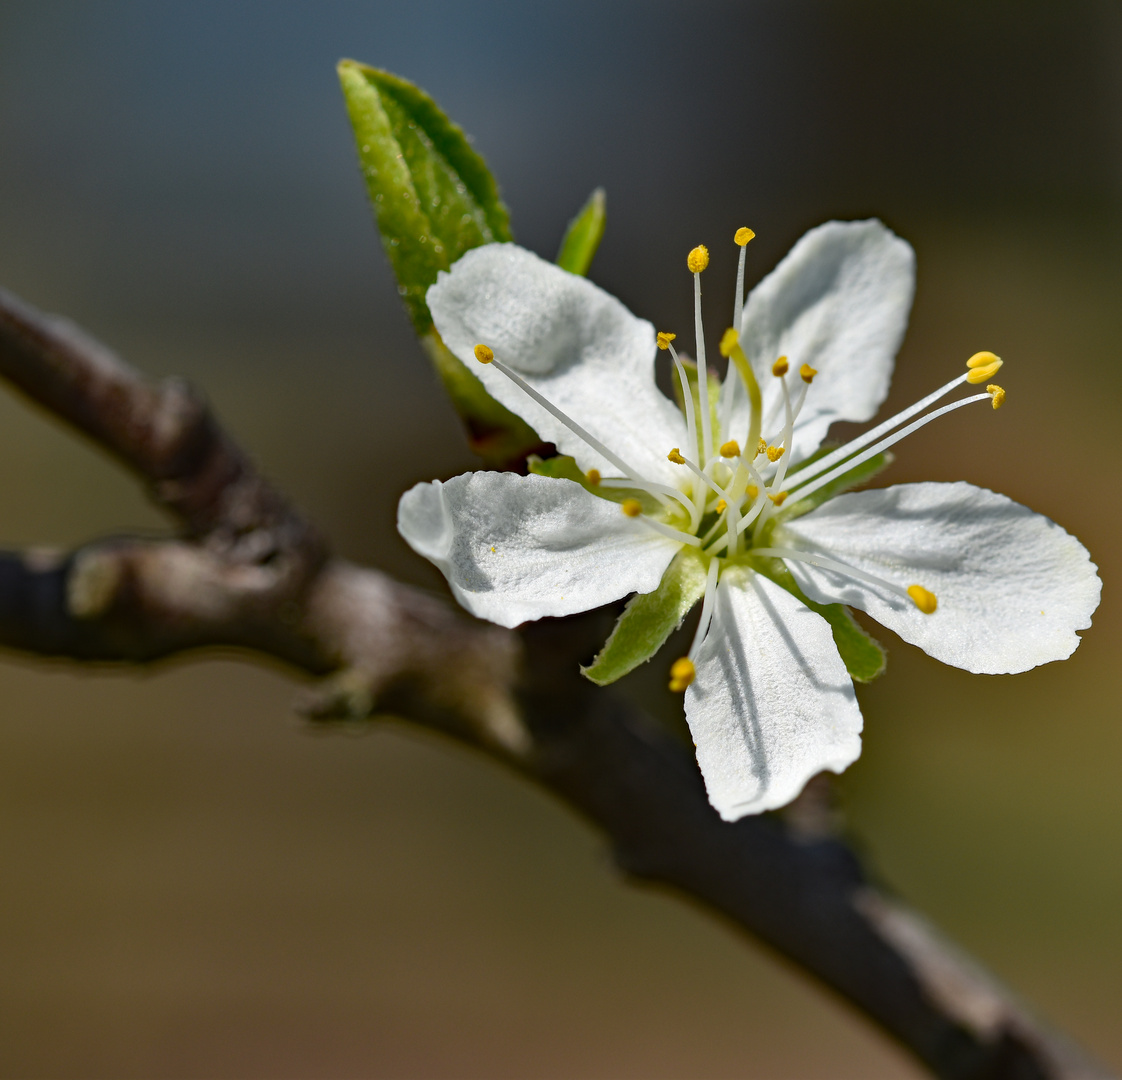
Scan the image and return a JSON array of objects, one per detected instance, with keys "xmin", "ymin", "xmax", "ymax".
[
  {"xmin": 776, "ymin": 482, "xmax": 1101, "ymax": 674},
  {"xmin": 397, "ymin": 471, "xmax": 681, "ymax": 629},
  {"xmin": 428, "ymin": 243, "xmax": 686, "ymax": 484},
  {"xmin": 720, "ymin": 219, "xmax": 915, "ymax": 462},
  {"xmin": 685, "ymin": 567, "xmax": 863, "ymax": 820}
]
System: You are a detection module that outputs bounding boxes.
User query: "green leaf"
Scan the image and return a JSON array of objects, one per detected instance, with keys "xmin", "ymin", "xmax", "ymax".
[
  {"xmin": 755, "ymin": 556, "xmax": 887, "ymax": 683},
  {"xmin": 582, "ymin": 547, "xmax": 709, "ymax": 686},
  {"xmin": 556, "ymin": 188, "xmax": 606, "ymax": 276},
  {"xmin": 338, "ymin": 60, "xmax": 511, "ymax": 333},
  {"xmin": 780, "ymin": 450, "xmax": 894, "ymax": 520},
  {"xmin": 339, "ymin": 61, "xmax": 540, "ymax": 464}
]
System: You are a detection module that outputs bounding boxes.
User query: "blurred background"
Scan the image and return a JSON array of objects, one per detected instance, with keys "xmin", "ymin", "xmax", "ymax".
[{"xmin": 1, "ymin": 1, "xmax": 1120, "ymax": 1076}]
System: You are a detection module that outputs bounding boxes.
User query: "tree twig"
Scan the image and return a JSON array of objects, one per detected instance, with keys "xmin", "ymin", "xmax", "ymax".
[{"xmin": 0, "ymin": 285, "xmax": 1112, "ymax": 1080}]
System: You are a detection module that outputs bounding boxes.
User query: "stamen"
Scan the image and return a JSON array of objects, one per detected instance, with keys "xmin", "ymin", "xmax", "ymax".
[
  {"xmin": 618, "ymin": 496, "xmax": 704, "ymax": 547},
  {"xmin": 800, "ymin": 364, "xmax": 817, "ymax": 383},
  {"xmin": 756, "ymin": 437, "xmax": 767, "ymax": 458},
  {"xmin": 772, "ymin": 356, "xmax": 789, "ymax": 378},
  {"xmin": 766, "ymin": 445, "xmax": 785, "ymax": 462},
  {"xmin": 657, "ymin": 331, "xmax": 677, "ymax": 350},
  {"xmin": 598, "ymin": 477, "xmax": 696, "ymax": 518},
  {"xmin": 692, "ymin": 253, "xmax": 712, "ymax": 463},
  {"xmin": 666, "ymin": 340, "xmax": 701, "ymax": 472},
  {"xmin": 965, "ymin": 351, "xmax": 1002, "ymax": 384},
  {"xmin": 668, "ymin": 448, "xmax": 686, "ymax": 464},
  {"xmin": 688, "ymin": 557, "xmax": 721, "ymax": 661},
  {"xmin": 720, "ymin": 439, "xmax": 741, "ymax": 458},
  {"xmin": 768, "ymin": 491, "xmax": 788, "ymax": 506},
  {"xmin": 987, "ymin": 384, "xmax": 1006, "ymax": 409},
  {"xmin": 586, "ymin": 469, "xmax": 601, "ymax": 486},
  {"xmin": 480, "ymin": 347, "xmax": 669, "ymax": 503},
  {"xmin": 733, "ymin": 227, "xmax": 755, "ymax": 332},
  {"xmin": 719, "ymin": 330, "xmax": 763, "ymax": 453},
  {"xmin": 621, "ymin": 499, "xmax": 642, "ymax": 517},
  {"xmin": 715, "ymin": 499, "xmax": 727, "ymax": 514},
  {"xmin": 907, "ymin": 584, "xmax": 938, "ymax": 614},
  {"xmin": 785, "ymin": 372, "xmax": 971, "ymax": 494},
  {"xmin": 753, "ymin": 546, "xmax": 916, "ymax": 604},
  {"xmin": 746, "ymin": 484, "xmax": 759, "ymax": 499},
  {"xmin": 668, "ymin": 656, "xmax": 696, "ymax": 693},
  {"xmin": 784, "ymin": 391, "xmax": 993, "ymax": 511}
]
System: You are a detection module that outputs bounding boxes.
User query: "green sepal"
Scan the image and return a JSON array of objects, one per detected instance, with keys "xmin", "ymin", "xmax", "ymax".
[
  {"xmin": 669, "ymin": 355, "xmax": 722, "ymax": 449},
  {"xmin": 582, "ymin": 547, "xmax": 709, "ymax": 686},
  {"xmin": 754, "ymin": 555, "xmax": 887, "ymax": 683},
  {"xmin": 555, "ymin": 188, "xmax": 606, "ymax": 276},
  {"xmin": 527, "ymin": 454, "xmax": 661, "ymax": 515},
  {"xmin": 780, "ymin": 449, "xmax": 894, "ymax": 521}
]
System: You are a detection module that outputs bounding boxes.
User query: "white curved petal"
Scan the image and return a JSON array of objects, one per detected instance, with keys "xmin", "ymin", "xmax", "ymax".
[
  {"xmin": 720, "ymin": 220, "xmax": 914, "ymax": 462},
  {"xmin": 776, "ymin": 482, "xmax": 1101, "ymax": 674},
  {"xmin": 685, "ymin": 567, "xmax": 863, "ymax": 821},
  {"xmin": 428, "ymin": 243, "xmax": 686, "ymax": 484},
  {"xmin": 397, "ymin": 471, "xmax": 680, "ymax": 629}
]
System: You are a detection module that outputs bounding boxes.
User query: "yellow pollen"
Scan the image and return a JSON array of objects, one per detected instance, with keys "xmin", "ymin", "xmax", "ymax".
[
  {"xmin": 586, "ymin": 469, "xmax": 601, "ymax": 486},
  {"xmin": 768, "ymin": 491, "xmax": 788, "ymax": 506},
  {"xmin": 772, "ymin": 356, "xmax": 789, "ymax": 377},
  {"xmin": 668, "ymin": 656, "xmax": 696, "ymax": 692},
  {"xmin": 715, "ymin": 499, "xmax": 727, "ymax": 514},
  {"xmin": 720, "ymin": 439, "xmax": 741, "ymax": 458},
  {"xmin": 621, "ymin": 498, "xmax": 643, "ymax": 518},
  {"xmin": 718, "ymin": 327, "xmax": 740, "ymax": 357},
  {"xmin": 766, "ymin": 445, "xmax": 785, "ymax": 462},
  {"xmin": 734, "ymin": 226, "xmax": 755, "ymax": 247},
  {"xmin": 800, "ymin": 363, "xmax": 818, "ymax": 383},
  {"xmin": 965, "ymin": 352, "xmax": 1003, "ymax": 383},
  {"xmin": 756, "ymin": 437, "xmax": 768, "ymax": 457},
  {"xmin": 474, "ymin": 343, "xmax": 494, "ymax": 364},
  {"xmin": 987, "ymin": 384, "xmax": 1006, "ymax": 409},
  {"xmin": 667, "ymin": 448, "xmax": 686, "ymax": 465},
  {"xmin": 908, "ymin": 584, "xmax": 938, "ymax": 614},
  {"xmin": 746, "ymin": 484, "xmax": 759, "ymax": 499},
  {"xmin": 687, "ymin": 245, "xmax": 710, "ymax": 273},
  {"xmin": 657, "ymin": 331, "xmax": 677, "ymax": 350}
]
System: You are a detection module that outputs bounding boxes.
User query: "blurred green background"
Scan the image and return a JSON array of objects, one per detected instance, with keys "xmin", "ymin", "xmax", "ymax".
[{"xmin": 1, "ymin": 2, "xmax": 1120, "ymax": 1076}]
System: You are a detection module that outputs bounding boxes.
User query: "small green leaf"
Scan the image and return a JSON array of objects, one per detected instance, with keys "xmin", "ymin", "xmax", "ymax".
[
  {"xmin": 582, "ymin": 547, "xmax": 709, "ymax": 686},
  {"xmin": 338, "ymin": 60, "xmax": 511, "ymax": 333},
  {"xmin": 755, "ymin": 557, "xmax": 887, "ymax": 683},
  {"xmin": 780, "ymin": 450, "xmax": 894, "ymax": 520},
  {"xmin": 556, "ymin": 188, "xmax": 606, "ymax": 276}
]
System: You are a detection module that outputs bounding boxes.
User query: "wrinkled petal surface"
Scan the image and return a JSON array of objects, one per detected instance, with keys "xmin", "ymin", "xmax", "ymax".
[
  {"xmin": 720, "ymin": 219, "xmax": 914, "ymax": 462},
  {"xmin": 397, "ymin": 471, "xmax": 680, "ymax": 628},
  {"xmin": 685, "ymin": 567, "xmax": 863, "ymax": 820},
  {"xmin": 776, "ymin": 482, "xmax": 1101, "ymax": 673},
  {"xmin": 429, "ymin": 243, "xmax": 686, "ymax": 485}
]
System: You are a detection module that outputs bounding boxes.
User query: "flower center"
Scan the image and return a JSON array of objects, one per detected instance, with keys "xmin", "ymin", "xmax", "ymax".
[{"xmin": 472, "ymin": 231, "xmax": 1006, "ymax": 685}]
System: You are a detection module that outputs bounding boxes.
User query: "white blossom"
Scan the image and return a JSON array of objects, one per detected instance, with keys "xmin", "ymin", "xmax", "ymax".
[{"xmin": 398, "ymin": 220, "xmax": 1101, "ymax": 820}]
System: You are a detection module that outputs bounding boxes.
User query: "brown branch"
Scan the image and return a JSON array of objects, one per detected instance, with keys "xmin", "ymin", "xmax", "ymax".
[{"xmin": 0, "ymin": 285, "xmax": 1113, "ymax": 1080}]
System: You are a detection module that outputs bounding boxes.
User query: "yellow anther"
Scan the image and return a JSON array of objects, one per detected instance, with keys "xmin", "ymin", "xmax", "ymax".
[
  {"xmin": 667, "ymin": 448, "xmax": 686, "ymax": 465},
  {"xmin": 687, "ymin": 245, "xmax": 710, "ymax": 273},
  {"xmin": 800, "ymin": 363, "xmax": 818, "ymax": 383},
  {"xmin": 965, "ymin": 351, "xmax": 1003, "ymax": 383},
  {"xmin": 474, "ymin": 343, "xmax": 494, "ymax": 364},
  {"xmin": 766, "ymin": 444, "xmax": 785, "ymax": 462},
  {"xmin": 668, "ymin": 656, "xmax": 696, "ymax": 692},
  {"xmin": 908, "ymin": 584, "xmax": 938, "ymax": 614},
  {"xmin": 768, "ymin": 491, "xmax": 788, "ymax": 506},
  {"xmin": 987, "ymin": 384, "xmax": 1006, "ymax": 409},
  {"xmin": 621, "ymin": 498, "xmax": 643, "ymax": 518},
  {"xmin": 772, "ymin": 355, "xmax": 789, "ymax": 378},
  {"xmin": 719, "ymin": 439, "xmax": 741, "ymax": 458},
  {"xmin": 657, "ymin": 331, "xmax": 677, "ymax": 350},
  {"xmin": 715, "ymin": 499, "xmax": 727, "ymax": 514},
  {"xmin": 756, "ymin": 437, "xmax": 768, "ymax": 457},
  {"xmin": 746, "ymin": 484, "xmax": 759, "ymax": 499},
  {"xmin": 586, "ymin": 469, "xmax": 601, "ymax": 486},
  {"xmin": 718, "ymin": 327, "xmax": 740, "ymax": 357},
  {"xmin": 734, "ymin": 226, "xmax": 755, "ymax": 247}
]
